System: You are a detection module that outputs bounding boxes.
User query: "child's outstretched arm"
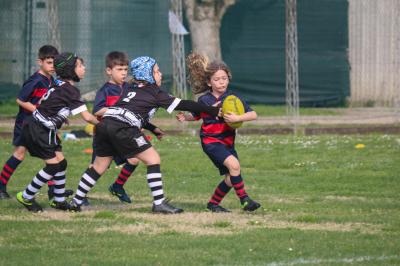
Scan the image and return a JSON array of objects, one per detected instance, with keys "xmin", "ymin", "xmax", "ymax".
[
  {"xmin": 176, "ymin": 112, "xmax": 195, "ymax": 122},
  {"xmin": 143, "ymin": 121, "xmax": 166, "ymax": 140},
  {"xmin": 174, "ymin": 100, "xmax": 220, "ymax": 117},
  {"xmin": 93, "ymin": 107, "xmax": 108, "ymax": 117},
  {"xmin": 80, "ymin": 110, "xmax": 99, "ymax": 125},
  {"xmin": 223, "ymin": 110, "xmax": 257, "ymax": 124}
]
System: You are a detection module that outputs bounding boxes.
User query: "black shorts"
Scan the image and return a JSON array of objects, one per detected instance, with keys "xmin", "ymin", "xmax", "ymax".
[
  {"xmin": 202, "ymin": 142, "xmax": 239, "ymax": 175},
  {"xmin": 12, "ymin": 121, "xmax": 24, "ymax": 146},
  {"xmin": 94, "ymin": 118, "xmax": 152, "ymax": 159},
  {"xmin": 91, "ymin": 138, "xmax": 127, "ymax": 166},
  {"xmin": 20, "ymin": 116, "xmax": 62, "ymax": 160}
]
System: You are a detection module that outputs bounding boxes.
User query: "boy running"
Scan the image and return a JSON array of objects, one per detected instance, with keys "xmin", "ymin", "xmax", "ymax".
[
  {"xmin": 16, "ymin": 52, "xmax": 98, "ymax": 212},
  {"xmin": 0, "ymin": 45, "xmax": 72, "ymax": 200},
  {"xmin": 91, "ymin": 51, "xmax": 165, "ymax": 204}
]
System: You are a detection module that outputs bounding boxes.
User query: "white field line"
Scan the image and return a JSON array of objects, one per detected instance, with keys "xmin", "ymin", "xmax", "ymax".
[{"xmin": 266, "ymin": 255, "xmax": 400, "ymax": 266}]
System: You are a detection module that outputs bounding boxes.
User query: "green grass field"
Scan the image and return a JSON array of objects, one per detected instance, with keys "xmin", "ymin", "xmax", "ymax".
[
  {"xmin": 0, "ymin": 100, "xmax": 341, "ymax": 119},
  {"xmin": 0, "ymin": 134, "xmax": 399, "ymax": 265}
]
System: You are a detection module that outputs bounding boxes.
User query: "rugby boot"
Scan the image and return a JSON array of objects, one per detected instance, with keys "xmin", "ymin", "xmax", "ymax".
[
  {"xmin": 241, "ymin": 197, "xmax": 261, "ymax": 212},
  {"xmin": 48, "ymin": 187, "xmax": 74, "ymax": 200},
  {"xmin": 109, "ymin": 184, "xmax": 132, "ymax": 203},
  {"xmin": 16, "ymin": 192, "xmax": 43, "ymax": 213},
  {"xmin": 68, "ymin": 199, "xmax": 82, "ymax": 212},
  {"xmin": 152, "ymin": 200, "xmax": 183, "ymax": 214},
  {"xmin": 206, "ymin": 202, "xmax": 231, "ymax": 213},
  {"xmin": 50, "ymin": 200, "xmax": 71, "ymax": 211},
  {"xmin": 0, "ymin": 185, "xmax": 10, "ymax": 199}
]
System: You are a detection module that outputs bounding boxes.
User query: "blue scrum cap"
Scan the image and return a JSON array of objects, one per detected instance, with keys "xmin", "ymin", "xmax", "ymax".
[{"xmin": 130, "ymin": 56, "xmax": 156, "ymax": 84}]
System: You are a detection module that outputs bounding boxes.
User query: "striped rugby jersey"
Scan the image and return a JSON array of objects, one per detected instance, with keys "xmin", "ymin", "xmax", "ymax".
[
  {"xmin": 16, "ymin": 72, "xmax": 56, "ymax": 124},
  {"xmin": 193, "ymin": 90, "xmax": 252, "ymax": 146}
]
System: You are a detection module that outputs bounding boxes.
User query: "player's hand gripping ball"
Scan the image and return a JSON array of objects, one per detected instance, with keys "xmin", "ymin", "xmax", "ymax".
[{"xmin": 222, "ymin": 95, "xmax": 245, "ymax": 128}]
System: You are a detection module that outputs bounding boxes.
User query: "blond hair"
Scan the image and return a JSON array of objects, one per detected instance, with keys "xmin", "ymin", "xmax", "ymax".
[{"xmin": 186, "ymin": 52, "xmax": 232, "ymax": 95}]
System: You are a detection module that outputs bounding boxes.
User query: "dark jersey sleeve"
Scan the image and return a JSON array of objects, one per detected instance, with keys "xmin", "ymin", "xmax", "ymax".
[
  {"xmin": 190, "ymin": 96, "xmax": 207, "ymax": 120},
  {"xmin": 67, "ymin": 86, "xmax": 87, "ymax": 115},
  {"xmin": 142, "ymin": 121, "xmax": 157, "ymax": 132},
  {"xmin": 92, "ymin": 88, "xmax": 106, "ymax": 114},
  {"xmin": 175, "ymin": 100, "xmax": 219, "ymax": 117},
  {"xmin": 17, "ymin": 78, "xmax": 37, "ymax": 102},
  {"xmin": 155, "ymin": 89, "xmax": 181, "ymax": 113}
]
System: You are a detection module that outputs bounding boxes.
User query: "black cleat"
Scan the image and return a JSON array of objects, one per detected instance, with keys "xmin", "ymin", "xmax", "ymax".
[
  {"xmin": 241, "ymin": 197, "xmax": 261, "ymax": 212},
  {"xmin": 16, "ymin": 192, "xmax": 43, "ymax": 212},
  {"xmin": 68, "ymin": 199, "xmax": 82, "ymax": 212},
  {"xmin": 109, "ymin": 184, "xmax": 132, "ymax": 203},
  {"xmin": 48, "ymin": 187, "xmax": 74, "ymax": 201},
  {"xmin": 81, "ymin": 196, "xmax": 90, "ymax": 206},
  {"xmin": 64, "ymin": 189, "xmax": 74, "ymax": 198},
  {"xmin": 207, "ymin": 202, "xmax": 231, "ymax": 213},
  {"xmin": 152, "ymin": 200, "xmax": 183, "ymax": 214},
  {"xmin": 0, "ymin": 186, "xmax": 10, "ymax": 199},
  {"xmin": 50, "ymin": 200, "xmax": 71, "ymax": 211}
]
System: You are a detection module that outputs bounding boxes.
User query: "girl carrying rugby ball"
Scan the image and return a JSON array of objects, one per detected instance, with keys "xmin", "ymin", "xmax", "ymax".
[{"xmin": 176, "ymin": 53, "xmax": 261, "ymax": 212}]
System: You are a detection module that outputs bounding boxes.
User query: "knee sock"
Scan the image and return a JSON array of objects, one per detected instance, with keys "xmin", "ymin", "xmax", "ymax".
[
  {"xmin": 47, "ymin": 180, "xmax": 55, "ymax": 187},
  {"xmin": 146, "ymin": 164, "xmax": 164, "ymax": 205},
  {"xmin": 209, "ymin": 180, "xmax": 232, "ymax": 205},
  {"xmin": 73, "ymin": 167, "xmax": 101, "ymax": 205},
  {"xmin": 0, "ymin": 156, "xmax": 22, "ymax": 186},
  {"xmin": 23, "ymin": 163, "xmax": 60, "ymax": 200},
  {"xmin": 230, "ymin": 174, "xmax": 248, "ymax": 201},
  {"xmin": 114, "ymin": 163, "xmax": 137, "ymax": 187},
  {"xmin": 52, "ymin": 159, "xmax": 67, "ymax": 202}
]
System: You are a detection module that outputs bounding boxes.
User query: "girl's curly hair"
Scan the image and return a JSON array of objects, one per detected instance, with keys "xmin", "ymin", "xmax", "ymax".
[{"xmin": 186, "ymin": 52, "xmax": 232, "ymax": 95}]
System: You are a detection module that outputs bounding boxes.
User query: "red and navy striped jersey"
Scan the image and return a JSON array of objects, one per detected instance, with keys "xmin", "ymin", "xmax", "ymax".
[
  {"xmin": 16, "ymin": 72, "xmax": 55, "ymax": 124},
  {"xmin": 193, "ymin": 90, "xmax": 252, "ymax": 146},
  {"xmin": 92, "ymin": 82, "xmax": 130, "ymax": 115}
]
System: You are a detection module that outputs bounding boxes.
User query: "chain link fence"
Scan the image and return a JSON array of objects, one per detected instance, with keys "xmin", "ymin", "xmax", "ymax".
[{"xmin": 0, "ymin": 0, "xmax": 173, "ymax": 101}]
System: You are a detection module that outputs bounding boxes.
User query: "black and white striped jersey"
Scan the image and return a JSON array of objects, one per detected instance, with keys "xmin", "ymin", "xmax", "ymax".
[
  {"xmin": 36, "ymin": 81, "xmax": 87, "ymax": 128},
  {"xmin": 106, "ymin": 83, "xmax": 181, "ymax": 126}
]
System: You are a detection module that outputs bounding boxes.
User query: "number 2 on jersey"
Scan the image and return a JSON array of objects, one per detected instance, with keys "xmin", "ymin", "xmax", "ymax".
[{"xmin": 122, "ymin": 91, "xmax": 136, "ymax": 102}]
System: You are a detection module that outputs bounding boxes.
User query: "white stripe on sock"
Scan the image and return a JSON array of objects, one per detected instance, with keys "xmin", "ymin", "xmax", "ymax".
[
  {"xmin": 54, "ymin": 188, "xmax": 65, "ymax": 194},
  {"xmin": 148, "ymin": 181, "xmax": 163, "ymax": 188},
  {"xmin": 54, "ymin": 179, "xmax": 66, "ymax": 185},
  {"xmin": 54, "ymin": 196, "xmax": 65, "ymax": 202},
  {"xmin": 83, "ymin": 173, "xmax": 96, "ymax": 185},
  {"xmin": 152, "ymin": 190, "xmax": 164, "ymax": 197},
  {"xmin": 154, "ymin": 198, "xmax": 164, "ymax": 205},
  {"xmin": 38, "ymin": 169, "xmax": 53, "ymax": 180},
  {"xmin": 147, "ymin": 173, "xmax": 162, "ymax": 179},
  {"xmin": 76, "ymin": 190, "xmax": 87, "ymax": 198},
  {"xmin": 54, "ymin": 171, "xmax": 66, "ymax": 177},
  {"xmin": 79, "ymin": 181, "xmax": 91, "ymax": 191},
  {"xmin": 23, "ymin": 190, "xmax": 33, "ymax": 200},
  {"xmin": 32, "ymin": 176, "xmax": 45, "ymax": 187}
]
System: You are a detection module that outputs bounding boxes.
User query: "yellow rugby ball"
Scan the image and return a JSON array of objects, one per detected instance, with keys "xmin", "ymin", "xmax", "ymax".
[
  {"xmin": 222, "ymin": 95, "xmax": 245, "ymax": 128},
  {"xmin": 84, "ymin": 124, "xmax": 94, "ymax": 136}
]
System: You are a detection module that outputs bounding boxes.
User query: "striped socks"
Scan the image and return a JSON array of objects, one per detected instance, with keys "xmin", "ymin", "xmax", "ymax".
[
  {"xmin": 73, "ymin": 167, "xmax": 101, "ymax": 205},
  {"xmin": 114, "ymin": 163, "xmax": 137, "ymax": 186},
  {"xmin": 22, "ymin": 163, "xmax": 60, "ymax": 200},
  {"xmin": 230, "ymin": 174, "xmax": 248, "ymax": 201},
  {"xmin": 209, "ymin": 180, "xmax": 232, "ymax": 205},
  {"xmin": 0, "ymin": 156, "xmax": 22, "ymax": 186},
  {"xmin": 146, "ymin": 164, "xmax": 164, "ymax": 205},
  {"xmin": 52, "ymin": 159, "xmax": 67, "ymax": 202}
]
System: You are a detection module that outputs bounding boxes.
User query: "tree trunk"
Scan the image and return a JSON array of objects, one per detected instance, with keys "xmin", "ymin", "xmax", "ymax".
[{"xmin": 183, "ymin": 0, "xmax": 235, "ymax": 61}]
